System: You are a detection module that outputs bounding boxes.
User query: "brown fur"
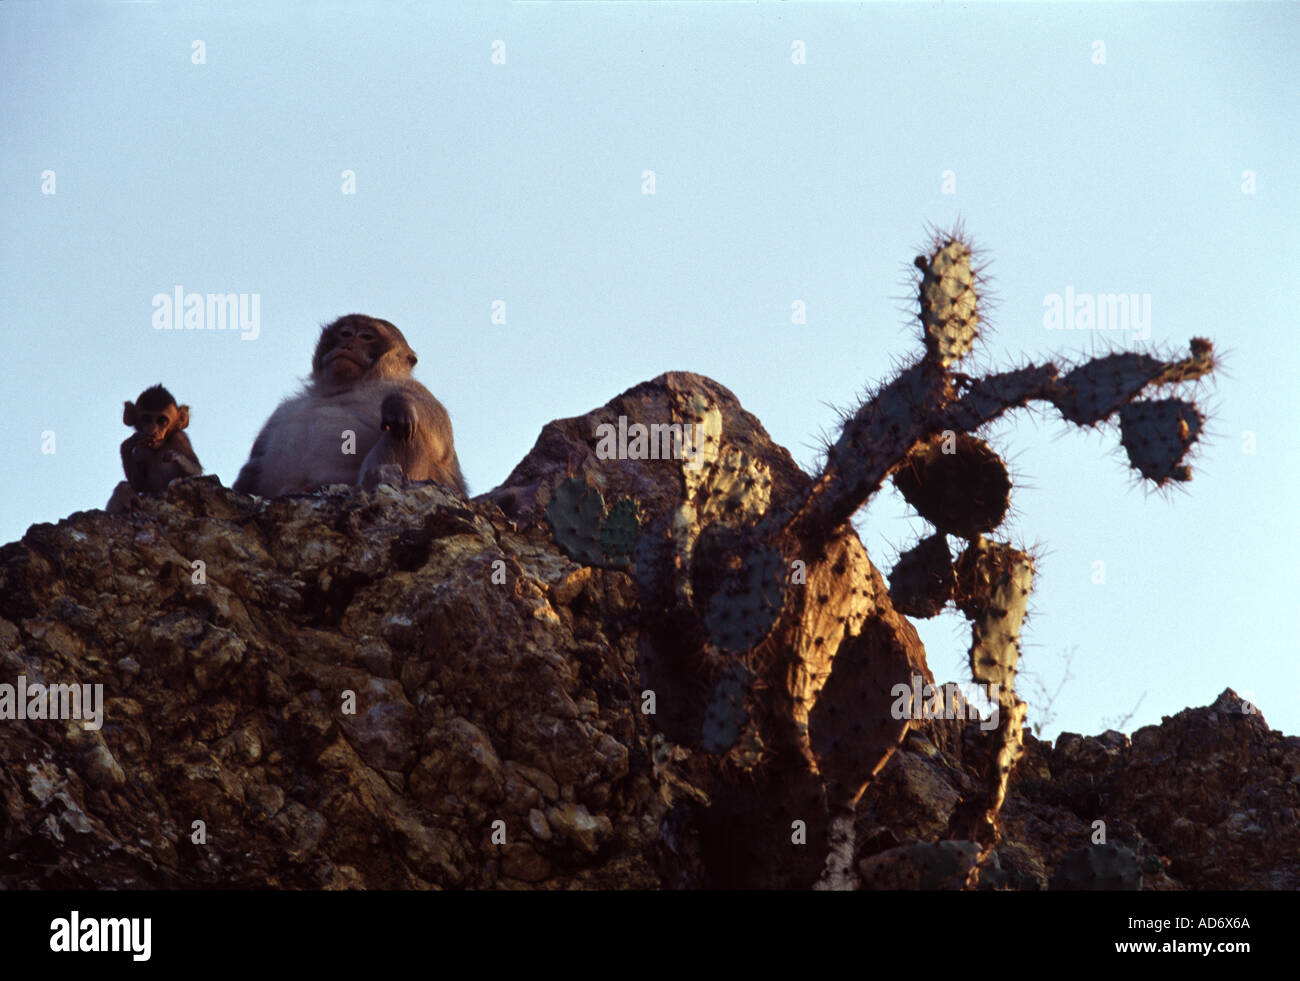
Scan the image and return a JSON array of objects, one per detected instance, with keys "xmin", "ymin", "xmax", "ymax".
[
  {"xmin": 120, "ymin": 384, "xmax": 202, "ymax": 493},
  {"xmin": 232, "ymin": 314, "xmax": 466, "ymax": 497}
]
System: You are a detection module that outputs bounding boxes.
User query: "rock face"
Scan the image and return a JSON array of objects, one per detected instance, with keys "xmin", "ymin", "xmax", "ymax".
[
  {"xmin": 858, "ymin": 689, "xmax": 1299, "ymax": 890},
  {"xmin": 0, "ymin": 373, "xmax": 1293, "ymax": 889},
  {"xmin": 0, "ymin": 470, "xmax": 659, "ymax": 889}
]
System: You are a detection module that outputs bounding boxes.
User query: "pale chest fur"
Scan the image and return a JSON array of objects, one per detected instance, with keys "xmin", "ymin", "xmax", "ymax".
[{"xmin": 261, "ymin": 382, "xmax": 389, "ymax": 493}]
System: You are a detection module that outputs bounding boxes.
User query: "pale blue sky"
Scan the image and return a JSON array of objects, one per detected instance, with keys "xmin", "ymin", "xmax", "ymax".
[{"xmin": 2, "ymin": 1, "xmax": 1296, "ymax": 741}]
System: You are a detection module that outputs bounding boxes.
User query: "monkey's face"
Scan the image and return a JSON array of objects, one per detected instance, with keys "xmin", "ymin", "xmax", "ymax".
[
  {"xmin": 125, "ymin": 386, "xmax": 189, "ymax": 447},
  {"xmin": 312, "ymin": 315, "xmax": 417, "ymax": 386},
  {"xmin": 134, "ymin": 406, "xmax": 181, "ymax": 448},
  {"xmin": 320, "ymin": 321, "xmax": 381, "ymax": 383}
]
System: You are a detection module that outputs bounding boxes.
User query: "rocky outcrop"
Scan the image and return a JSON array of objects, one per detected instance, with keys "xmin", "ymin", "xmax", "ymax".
[
  {"xmin": 1, "ymin": 373, "xmax": 1292, "ymax": 889},
  {"xmin": 857, "ymin": 689, "xmax": 1299, "ymax": 890},
  {"xmin": 0, "ymin": 468, "xmax": 662, "ymax": 889}
]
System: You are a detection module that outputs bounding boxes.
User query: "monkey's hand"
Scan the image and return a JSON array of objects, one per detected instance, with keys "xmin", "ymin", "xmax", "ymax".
[{"xmin": 379, "ymin": 393, "xmax": 418, "ymax": 442}]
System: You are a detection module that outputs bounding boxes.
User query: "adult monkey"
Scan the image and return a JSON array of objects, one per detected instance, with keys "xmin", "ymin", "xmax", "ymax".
[{"xmin": 233, "ymin": 314, "xmax": 467, "ymax": 497}]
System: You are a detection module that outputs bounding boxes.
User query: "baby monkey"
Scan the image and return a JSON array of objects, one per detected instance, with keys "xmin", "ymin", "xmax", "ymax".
[{"xmin": 107, "ymin": 385, "xmax": 202, "ymax": 513}]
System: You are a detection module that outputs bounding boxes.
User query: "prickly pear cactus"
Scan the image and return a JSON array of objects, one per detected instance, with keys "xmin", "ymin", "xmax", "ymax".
[
  {"xmin": 599, "ymin": 498, "xmax": 643, "ymax": 563},
  {"xmin": 697, "ymin": 446, "xmax": 772, "ymax": 521},
  {"xmin": 961, "ymin": 538, "xmax": 1033, "ymax": 692},
  {"xmin": 546, "ymin": 477, "xmax": 608, "ymax": 567},
  {"xmin": 916, "ymin": 235, "xmax": 981, "ymax": 368},
  {"xmin": 1053, "ymin": 352, "xmax": 1170, "ymax": 426},
  {"xmin": 946, "ymin": 538, "xmax": 1033, "ymax": 856},
  {"xmin": 679, "ymin": 394, "xmax": 723, "ymax": 492},
  {"xmin": 541, "ymin": 223, "xmax": 1217, "ymax": 890},
  {"xmin": 1118, "ymin": 398, "xmax": 1202, "ymax": 485},
  {"xmin": 546, "ymin": 477, "xmax": 641, "ymax": 570},
  {"xmin": 887, "ymin": 533, "xmax": 954, "ymax": 618},
  {"xmin": 703, "ymin": 544, "xmax": 786, "ymax": 653},
  {"xmin": 893, "ymin": 432, "xmax": 1010, "ymax": 538},
  {"xmin": 700, "ymin": 662, "xmax": 755, "ymax": 753},
  {"xmin": 1053, "ymin": 344, "xmax": 1214, "ymax": 429}
]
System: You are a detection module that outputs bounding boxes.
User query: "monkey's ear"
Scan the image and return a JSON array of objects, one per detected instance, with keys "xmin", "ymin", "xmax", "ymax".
[
  {"xmin": 175, "ymin": 405, "xmax": 191, "ymax": 430},
  {"xmin": 123, "ymin": 401, "xmax": 136, "ymax": 427}
]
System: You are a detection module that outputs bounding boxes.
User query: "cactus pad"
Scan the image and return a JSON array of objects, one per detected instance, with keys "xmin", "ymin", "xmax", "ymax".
[
  {"xmin": 599, "ymin": 498, "xmax": 642, "ymax": 564},
  {"xmin": 888, "ymin": 533, "xmax": 955, "ymax": 618},
  {"xmin": 893, "ymin": 433, "xmax": 1011, "ymax": 538},
  {"xmin": 955, "ymin": 539, "xmax": 1033, "ymax": 691},
  {"xmin": 703, "ymin": 544, "xmax": 787, "ymax": 653},
  {"xmin": 1052, "ymin": 352, "xmax": 1168, "ymax": 426},
  {"xmin": 678, "ymin": 396, "xmax": 723, "ymax": 497},
  {"xmin": 917, "ymin": 238, "xmax": 980, "ymax": 368},
  {"xmin": 546, "ymin": 477, "xmax": 608, "ymax": 566},
  {"xmin": 701, "ymin": 662, "xmax": 755, "ymax": 753},
  {"xmin": 1118, "ymin": 398, "xmax": 1202, "ymax": 484},
  {"xmin": 696, "ymin": 446, "xmax": 772, "ymax": 522},
  {"xmin": 546, "ymin": 477, "xmax": 641, "ymax": 569}
]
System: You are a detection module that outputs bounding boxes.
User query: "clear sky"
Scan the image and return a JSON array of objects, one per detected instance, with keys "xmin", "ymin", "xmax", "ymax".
[{"xmin": 2, "ymin": 1, "xmax": 1296, "ymax": 742}]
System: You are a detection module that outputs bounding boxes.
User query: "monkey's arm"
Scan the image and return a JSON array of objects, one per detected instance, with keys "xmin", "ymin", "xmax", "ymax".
[
  {"xmin": 163, "ymin": 434, "xmax": 203, "ymax": 477},
  {"xmin": 361, "ymin": 388, "xmax": 467, "ymax": 495},
  {"xmin": 169, "ymin": 453, "xmax": 203, "ymax": 477},
  {"xmin": 120, "ymin": 436, "xmax": 146, "ymax": 491}
]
